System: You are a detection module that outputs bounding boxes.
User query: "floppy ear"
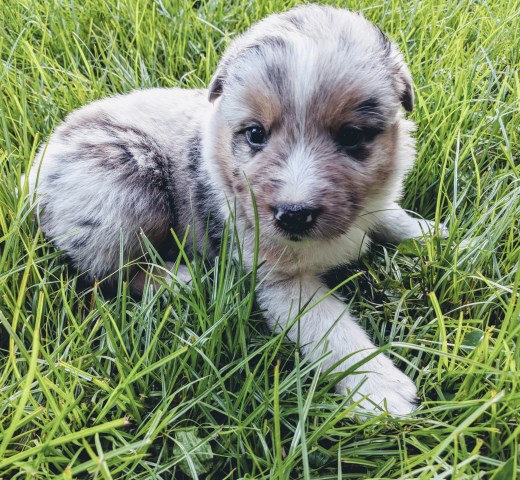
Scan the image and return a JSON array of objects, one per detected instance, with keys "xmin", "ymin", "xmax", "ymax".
[
  {"xmin": 208, "ymin": 41, "xmax": 243, "ymax": 103},
  {"xmin": 207, "ymin": 30, "xmax": 261, "ymax": 103},
  {"xmin": 390, "ymin": 45, "xmax": 414, "ymax": 112},
  {"xmin": 376, "ymin": 28, "xmax": 415, "ymax": 112},
  {"xmin": 208, "ymin": 66, "xmax": 226, "ymax": 103},
  {"xmin": 397, "ymin": 60, "xmax": 414, "ymax": 112}
]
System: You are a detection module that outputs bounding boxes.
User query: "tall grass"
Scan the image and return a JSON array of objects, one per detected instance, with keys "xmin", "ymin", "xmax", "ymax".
[{"xmin": 0, "ymin": 0, "xmax": 518, "ymax": 478}]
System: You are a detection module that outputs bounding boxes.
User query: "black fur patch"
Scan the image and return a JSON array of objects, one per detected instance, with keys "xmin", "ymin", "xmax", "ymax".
[
  {"xmin": 345, "ymin": 146, "xmax": 370, "ymax": 162},
  {"xmin": 188, "ymin": 135, "xmax": 225, "ymax": 255},
  {"xmin": 46, "ymin": 172, "xmax": 62, "ymax": 183},
  {"xmin": 361, "ymin": 126, "xmax": 385, "ymax": 142},
  {"xmin": 79, "ymin": 219, "xmax": 101, "ymax": 228},
  {"xmin": 69, "ymin": 234, "xmax": 89, "ymax": 251},
  {"xmin": 75, "ymin": 115, "xmax": 176, "ymax": 205},
  {"xmin": 356, "ymin": 98, "xmax": 387, "ymax": 130},
  {"xmin": 259, "ymin": 35, "xmax": 287, "ymax": 52},
  {"xmin": 356, "ymin": 97, "xmax": 380, "ymax": 115},
  {"xmin": 375, "ymin": 25, "xmax": 392, "ymax": 58},
  {"xmin": 187, "ymin": 135, "xmax": 203, "ymax": 173},
  {"xmin": 264, "ymin": 61, "xmax": 287, "ymax": 98},
  {"xmin": 286, "ymin": 13, "xmax": 305, "ymax": 31}
]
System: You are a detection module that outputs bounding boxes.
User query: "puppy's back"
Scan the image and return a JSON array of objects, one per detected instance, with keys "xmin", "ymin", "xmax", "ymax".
[{"xmin": 28, "ymin": 88, "xmax": 209, "ymax": 285}]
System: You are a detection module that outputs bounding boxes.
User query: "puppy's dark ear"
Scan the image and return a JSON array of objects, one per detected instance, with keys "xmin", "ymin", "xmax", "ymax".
[
  {"xmin": 397, "ymin": 60, "xmax": 414, "ymax": 112},
  {"xmin": 208, "ymin": 68, "xmax": 225, "ymax": 103},
  {"xmin": 382, "ymin": 35, "xmax": 414, "ymax": 112},
  {"xmin": 208, "ymin": 35, "xmax": 249, "ymax": 103},
  {"xmin": 208, "ymin": 42, "xmax": 242, "ymax": 103}
]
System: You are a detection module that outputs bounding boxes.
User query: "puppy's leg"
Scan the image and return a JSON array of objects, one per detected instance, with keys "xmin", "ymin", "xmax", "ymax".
[
  {"xmin": 257, "ymin": 275, "xmax": 418, "ymax": 416},
  {"xmin": 369, "ymin": 202, "xmax": 447, "ymax": 243}
]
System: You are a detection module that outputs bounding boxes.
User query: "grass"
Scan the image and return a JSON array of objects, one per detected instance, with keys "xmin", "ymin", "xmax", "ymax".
[{"xmin": 0, "ymin": 0, "xmax": 518, "ymax": 478}]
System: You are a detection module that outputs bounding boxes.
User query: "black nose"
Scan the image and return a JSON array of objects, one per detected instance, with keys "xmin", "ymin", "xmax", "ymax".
[{"xmin": 273, "ymin": 204, "xmax": 321, "ymax": 234}]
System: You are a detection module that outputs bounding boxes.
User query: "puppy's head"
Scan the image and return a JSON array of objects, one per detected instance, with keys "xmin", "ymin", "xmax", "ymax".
[{"xmin": 206, "ymin": 5, "xmax": 416, "ymax": 244}]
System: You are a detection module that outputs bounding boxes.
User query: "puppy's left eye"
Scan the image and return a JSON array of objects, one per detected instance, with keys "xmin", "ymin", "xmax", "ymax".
[
  {"xmin": 245, "ymin": 126, "xmax": 268, "ymax": 148},
  {"xmin": 335, "ymin": 125, "xmax": 364, "ymax": 150}
]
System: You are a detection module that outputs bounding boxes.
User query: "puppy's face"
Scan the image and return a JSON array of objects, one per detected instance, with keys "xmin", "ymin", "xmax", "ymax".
[{"xmin": 207, "ymin": 6, "xmax": 415, "ymax": 244}]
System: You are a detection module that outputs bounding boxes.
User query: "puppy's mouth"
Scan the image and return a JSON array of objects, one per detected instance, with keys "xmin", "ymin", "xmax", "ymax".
[
  {"xmin": 288, "ymin": 234, "xmax": 304, "ymax": 242},
  {"xmin": 273, "ymin": 227, "xmax": 331, "ymax": 245},
  {"xmin": 270, "ymin": 220, "xmax": 350, "ymax": 245},
  {"xmin": 274, "ymin": 232, "xmax": 306, "ymax": 243}
]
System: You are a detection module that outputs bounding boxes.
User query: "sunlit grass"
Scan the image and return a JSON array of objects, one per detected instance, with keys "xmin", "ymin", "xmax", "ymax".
[{"xmin": 0, "ymin": 0, "xmax": 518, "ymax": 478}]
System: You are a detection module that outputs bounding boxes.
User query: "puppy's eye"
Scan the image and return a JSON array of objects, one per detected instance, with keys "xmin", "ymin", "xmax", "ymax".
[
  {"xmin": 245, "ymin": 126, "xmax": 267, "ymax": 148},
  {"xmin": 336, "ymin": 125, "xmax": 364, "ymax": 150}
]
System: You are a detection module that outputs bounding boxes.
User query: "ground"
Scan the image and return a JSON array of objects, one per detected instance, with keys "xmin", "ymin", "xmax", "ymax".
[{"xmin": 0, "ymin": 0, "xmax": 518, "ymax": 478}]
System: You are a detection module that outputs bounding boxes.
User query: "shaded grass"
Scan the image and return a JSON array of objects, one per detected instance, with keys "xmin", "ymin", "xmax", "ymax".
[{"xmin": 0, "ymin": 0, "xmax": 519, "ymax": 478}]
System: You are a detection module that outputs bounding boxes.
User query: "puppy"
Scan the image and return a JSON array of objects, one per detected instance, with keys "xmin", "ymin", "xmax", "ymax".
[{"xmin": 28, "ymin": 5, "xmax": 440, "ymax": 416}]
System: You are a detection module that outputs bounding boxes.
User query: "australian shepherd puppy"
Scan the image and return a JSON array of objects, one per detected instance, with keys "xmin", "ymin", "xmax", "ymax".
[{"xmin": 28, "ymin": 5, "xmax": 443, "ymax": 416}]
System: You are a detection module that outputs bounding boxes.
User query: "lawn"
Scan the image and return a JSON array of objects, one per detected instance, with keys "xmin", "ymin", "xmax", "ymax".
[{"xmin": 0, "ymin": 0, "xmax": 518, "ymax": 478}]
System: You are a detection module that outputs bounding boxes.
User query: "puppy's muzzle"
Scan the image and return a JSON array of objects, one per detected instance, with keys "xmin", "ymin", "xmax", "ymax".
[{"xmin": 272, "ymin": 204, "xmax": 321, "ymax": 234}]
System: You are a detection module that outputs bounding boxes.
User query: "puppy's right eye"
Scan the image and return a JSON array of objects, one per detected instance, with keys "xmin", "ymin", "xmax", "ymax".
[
  {"xmin": 335, "ymin": 125, "xmax": 364, "ymax": 151},
  {"xmin": 245, "ymin": 126, "xmax": 268, "ymax": 149}
]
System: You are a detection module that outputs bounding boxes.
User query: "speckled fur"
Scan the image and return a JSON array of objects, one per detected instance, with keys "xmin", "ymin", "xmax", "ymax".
[{"xmin": 29, "ymin": 5, "xmax": 441, "ymax": 416}]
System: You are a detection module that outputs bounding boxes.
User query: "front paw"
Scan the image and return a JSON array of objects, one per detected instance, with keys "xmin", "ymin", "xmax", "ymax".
[{"xmin": 338, "ymin": 360, "xmax": 419, "ymax": 417}]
